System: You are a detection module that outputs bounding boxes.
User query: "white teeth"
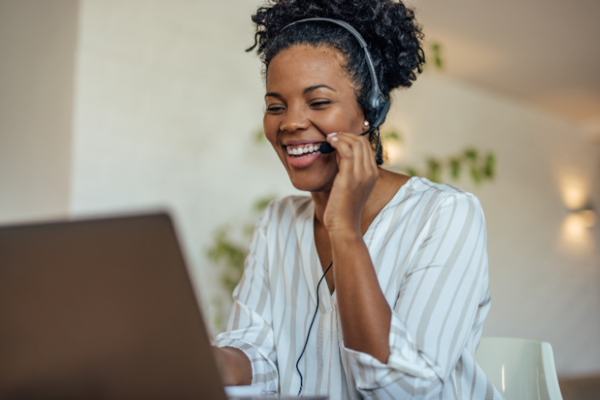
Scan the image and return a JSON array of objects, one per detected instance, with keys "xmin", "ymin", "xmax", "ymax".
[{"xmin": 286, "ymin": 144, "xmax": 320, "ymax": 157}]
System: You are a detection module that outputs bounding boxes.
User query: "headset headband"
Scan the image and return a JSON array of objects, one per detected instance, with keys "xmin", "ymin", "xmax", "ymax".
[{"xmin": 281, "ymin": 18, "xmax": 385, "ymax": 112}]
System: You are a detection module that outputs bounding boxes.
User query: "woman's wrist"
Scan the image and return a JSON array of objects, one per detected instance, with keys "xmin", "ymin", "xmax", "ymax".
[
  {"xmin": 328, "ymin": 227, "xmax": 363, "ymax": 246},
  {"xmin": 213, "ymin": 346, "xmax": 252, "ymax": 386}
]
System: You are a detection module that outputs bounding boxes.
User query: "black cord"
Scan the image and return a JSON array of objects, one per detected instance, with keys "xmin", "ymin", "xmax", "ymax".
[
  {"xmin": 296, "ymin": 261, "xmax": 333, "ymax": 396},
  {"xmin": 360, "ymin": 126, "xmax": 383, "ymax": 165}
]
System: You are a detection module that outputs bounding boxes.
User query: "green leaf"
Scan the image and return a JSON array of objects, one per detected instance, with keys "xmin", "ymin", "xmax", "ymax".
[
  {"xmin": 449, "ymin": 158, "xmax": 461, "ymax": 179},
  {"xmin": 427, "ymin": 158, "xmax": 441, "ymax": 183},
  {"xmin": 206, "ymin": 226, "xmax": 246, "ymax": 270},
  {"xmin": 431, "ymin": 42, "xmax": 443, "ymax": 70},
  {"xmin": 254, "ymin": 128, "xmax": 266, "ymax": 143},
  {"xmin": 253, "ymin": 195, "xmax": 276, "ymax": 213},
  {"xmin": 484, "ymin": 153, "xmax": 496, "ymax": 178},
  {"xmin": 464, "ymin": 148, "xmax": 478, "ymax": 161},
  {"xmin": 223, "ymin": 275, "xmax": 241, "ymax": 294},
  {"xmin": 383, "ymin": 131, "xmax": 401, "ymax": 142},
  {"xmin": 406, "ymin": 167, "xmax": 418, "ymax": 177},
  {"xmin": 470, "ymin": 166, "xmax": 482, "ymax": 185}
]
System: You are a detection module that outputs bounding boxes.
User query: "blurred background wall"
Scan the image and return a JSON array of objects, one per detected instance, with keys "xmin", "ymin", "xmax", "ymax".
[
  {"xmin": 0, "ymin": 0, "xmax": 78, "ymax": 224},
  {"xmin": 0, "ymin": 0, "xmax": 598, "ymax": 384}
]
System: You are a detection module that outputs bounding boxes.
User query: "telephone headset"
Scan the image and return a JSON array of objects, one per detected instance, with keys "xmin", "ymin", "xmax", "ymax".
[
  {"xmin": 280, "ymin": 18, "xmax": 390, "ymax": 396},
  {"xmin": 281, "ymin": 17, "xmax": 391, "ymax": 157}
]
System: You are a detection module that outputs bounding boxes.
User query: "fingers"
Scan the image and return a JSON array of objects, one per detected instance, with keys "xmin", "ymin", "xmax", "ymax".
[
  {"xmin": 362, "ymin": 134, "xmax": 375, "ymax": 173},
  {"xmin": 327, "ymin": 132, "xmax": 368, "ymax": 156},
  {"xmin": 327, "ymin": 132, "xmax": 362, "ymax": 172},
  {"xmin": 326, "ymin": 132, "xmax": 377, "ymax": 181}
]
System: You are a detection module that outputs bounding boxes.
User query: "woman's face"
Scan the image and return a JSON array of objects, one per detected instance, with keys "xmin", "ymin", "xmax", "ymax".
[{"xmin": 264, "ymin": 45, "xmax": 367, "ymax": 192}]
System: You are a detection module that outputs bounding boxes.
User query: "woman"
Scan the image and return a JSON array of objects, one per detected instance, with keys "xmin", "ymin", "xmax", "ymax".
[{"xmin": 213, "ymin": 0, "xmax": 502, "ymax": 398}]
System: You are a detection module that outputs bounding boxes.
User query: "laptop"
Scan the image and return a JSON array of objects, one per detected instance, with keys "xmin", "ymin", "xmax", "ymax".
[{"xmin": 0, "ymin": 213, "xmax": 327, "ymax": 400}]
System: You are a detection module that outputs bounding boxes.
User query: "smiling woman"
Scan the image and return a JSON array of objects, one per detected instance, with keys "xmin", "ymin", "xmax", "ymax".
[{"xmin": 211, "ymin": 1, "xmax": 502, "ymax": 399}]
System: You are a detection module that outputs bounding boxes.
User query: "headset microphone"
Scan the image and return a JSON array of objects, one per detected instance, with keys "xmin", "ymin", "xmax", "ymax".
[{"xmin": 281, "ymin": 18, "xmax": 391, "ymax": 156}]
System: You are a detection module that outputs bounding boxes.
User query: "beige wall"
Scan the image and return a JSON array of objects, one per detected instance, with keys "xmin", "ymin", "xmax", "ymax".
[{"xmin": 0, "ymin": 0, "xmax": 78, "ymax": 225}]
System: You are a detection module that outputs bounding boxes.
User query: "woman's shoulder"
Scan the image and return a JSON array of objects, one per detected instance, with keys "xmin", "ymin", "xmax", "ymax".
[
  {"xmin": 404, "ymin": 176, "xmax": 481, "ymax": 204},
  {"xmin": 398, "ymin": 176, "xmax": 485, "ymax": 221}
]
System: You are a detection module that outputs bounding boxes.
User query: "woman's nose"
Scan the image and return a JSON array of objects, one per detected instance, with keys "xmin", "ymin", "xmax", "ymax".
[{"xmin": 280, "ymin": 105, "xmax": 309, "ymax": 133}]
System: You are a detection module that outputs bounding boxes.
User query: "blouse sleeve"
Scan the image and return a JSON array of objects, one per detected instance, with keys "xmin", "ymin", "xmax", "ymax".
[
  {"xmin": 212, "ymin": 203, "xmax": 279, "ymax": 394},
  {"xmin": 340, "ymin": 192, "xmax": 493, "ymax": 399}
]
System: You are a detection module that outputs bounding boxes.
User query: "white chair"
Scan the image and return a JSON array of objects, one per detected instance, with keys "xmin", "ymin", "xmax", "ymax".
[{"xmin": 475, "ymin": 337, "xmax": 563, "ymax": 400}]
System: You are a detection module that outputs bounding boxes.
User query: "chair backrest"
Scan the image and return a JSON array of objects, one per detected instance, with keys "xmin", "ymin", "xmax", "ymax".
[{"xmin": 475, "ymin": 337, "xmax": 563, "ymax": 400}]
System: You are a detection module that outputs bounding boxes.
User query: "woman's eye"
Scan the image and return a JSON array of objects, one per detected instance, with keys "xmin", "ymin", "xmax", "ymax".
[
  {"xmin": 311, "ymin": 101, "xmax": 332, "ymax": 108},
  {"xmin": 266, "ymin": 106, "xmax": 285, "ymax": 113}
]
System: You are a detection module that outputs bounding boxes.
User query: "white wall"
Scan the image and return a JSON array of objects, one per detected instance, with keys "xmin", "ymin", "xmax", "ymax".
[
  {"xmin": 70, "ymin": 0, "xmax": 600, "ymax": 377},
  {"xmin": 0, "ymin": 0, "xmax": 78, "ymax": 224}
]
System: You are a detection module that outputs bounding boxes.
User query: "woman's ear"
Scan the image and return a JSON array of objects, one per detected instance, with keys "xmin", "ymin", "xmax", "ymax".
[{"xmin": 362, "ymin": 120, "xmax": 370, "ymax": 133}]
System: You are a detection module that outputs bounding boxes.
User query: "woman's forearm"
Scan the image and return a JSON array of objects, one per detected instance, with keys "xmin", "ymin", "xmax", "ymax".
[
  {"xmin": 213, "ymin": 346, "xmax": 253, "ymax": 386},
  {"xmin": 331, "ymin": 230, "xmax": 391, "ymax": 363}
]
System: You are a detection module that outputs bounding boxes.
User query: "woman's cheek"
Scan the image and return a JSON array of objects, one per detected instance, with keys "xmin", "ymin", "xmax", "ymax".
[
  {"xmin": 263, "ymin": 116, "xmax": 279, "ymax": 146},
  {"xmin": 312, "ymin": 107, "xmax": 353, "ymax": 134}
]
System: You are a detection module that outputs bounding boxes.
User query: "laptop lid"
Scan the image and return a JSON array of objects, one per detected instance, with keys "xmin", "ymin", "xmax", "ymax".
[{"xmin": 0, "ymin": 213, "xmax": 227, "ymax": 400}]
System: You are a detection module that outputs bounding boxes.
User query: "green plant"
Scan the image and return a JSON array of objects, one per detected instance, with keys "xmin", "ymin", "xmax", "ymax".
[
  {"xmin": 421, "ymin": 41, "xmax": 444, "ymax": 71},
  {"xmin": 379, "ymin": 128, "xmax": 496, "ymax": 185},
  {"xmin": 405, "ymin": 148, "xmax": 496, "ymax": 185},
  {"xmin": 206, "ymin": 195, "xmax": 276, "ymax": 295},
  {"xmin": 382, "ymin": 130, "xmax": 401, "ymax": 142},
  {"xmin": 206, "ymin": 226, "xmax": 248, "ymax": 294},
  {"xmin": 254, "ymin": 128, "xmax": 267, "ymax": 143}
]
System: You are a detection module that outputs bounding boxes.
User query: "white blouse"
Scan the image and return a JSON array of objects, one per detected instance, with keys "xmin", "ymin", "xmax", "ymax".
[{"xmin": 214, "ymin": 177, "xmax": 503, "ymax": 399}]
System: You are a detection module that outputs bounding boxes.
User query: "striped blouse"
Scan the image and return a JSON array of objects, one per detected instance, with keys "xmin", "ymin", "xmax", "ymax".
[{"xmin": 213, "ymin": 177, "xmax": 503, "ymax": 399}]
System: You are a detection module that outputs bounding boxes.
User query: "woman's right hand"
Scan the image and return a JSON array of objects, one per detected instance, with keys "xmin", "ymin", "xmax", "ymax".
[{"xmin": 212, "ymin": 346, "xmax": 253, "ymax": 386}]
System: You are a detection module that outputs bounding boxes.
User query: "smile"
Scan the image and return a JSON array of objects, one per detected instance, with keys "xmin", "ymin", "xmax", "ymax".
[
  {"xmin": 286, "ymin": 143, "xmax": 321, "ymax": 158},
  {"xmin": 284, "ymin": 143, "xmax": 324, "ymax": 168}
]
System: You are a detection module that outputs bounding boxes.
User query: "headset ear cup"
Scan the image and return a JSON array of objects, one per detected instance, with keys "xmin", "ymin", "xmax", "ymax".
[{"xmin": 371, "ymin": 101, "xmax": 391, "ymax": 129}]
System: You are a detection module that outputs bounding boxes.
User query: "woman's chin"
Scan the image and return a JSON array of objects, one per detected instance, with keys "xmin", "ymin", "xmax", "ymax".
[
  {"xmin": 288, "ymin": 173, "xmax": 334, "ymax": 193},
  {"xmin": 282, "ymin": 154, "xmax": 336, "ymax": 193}
]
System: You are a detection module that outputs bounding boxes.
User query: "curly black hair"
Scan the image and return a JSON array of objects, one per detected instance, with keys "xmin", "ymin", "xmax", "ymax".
[{"xmin": 247, "ymin": 0, "xmax": 425, "ymax": 164}]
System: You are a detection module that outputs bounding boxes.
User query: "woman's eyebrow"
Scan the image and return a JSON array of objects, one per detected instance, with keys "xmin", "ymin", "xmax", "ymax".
[
  {"xmin": 303, "ymin": 84, "xmax": 336, "ymax": 94},
  {"xmin": 264, "ymin": 85, "xmax": 336, "ymax": 98}
]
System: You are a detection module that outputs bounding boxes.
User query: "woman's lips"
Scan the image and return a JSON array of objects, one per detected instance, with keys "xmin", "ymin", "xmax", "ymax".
[{"xmin": 285, "ymin": 147, "xmax": 322, "ymax": 168}]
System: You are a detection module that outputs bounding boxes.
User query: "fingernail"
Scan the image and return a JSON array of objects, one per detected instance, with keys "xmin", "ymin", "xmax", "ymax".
[
  {"xmin": 327, "ymin": 132, "xmax": 338, "ymax": 137},
  {"xmin": 332, "ymin": 137, "xmax": 338, "ymax": 141}
]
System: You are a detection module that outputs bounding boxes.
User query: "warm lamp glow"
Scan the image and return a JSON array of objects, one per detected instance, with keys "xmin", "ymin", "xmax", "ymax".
[
  {"xmin": 561, "ymin": 179, "xmax": 587, "ymax": 210},
  {"xmin": 556, "ymin": 174, "xmax": 595, "ymax": 253},
  {"xmin": 560, "ymin": 213, "xmax": 594, "ymax": 253},
  {"xmin": 564, "ymin": 213, "xmax": 587, "ymax": 238},
  {"xmin": 385, "ymin": 141, "xmax": 402, "ymax": 165}
]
